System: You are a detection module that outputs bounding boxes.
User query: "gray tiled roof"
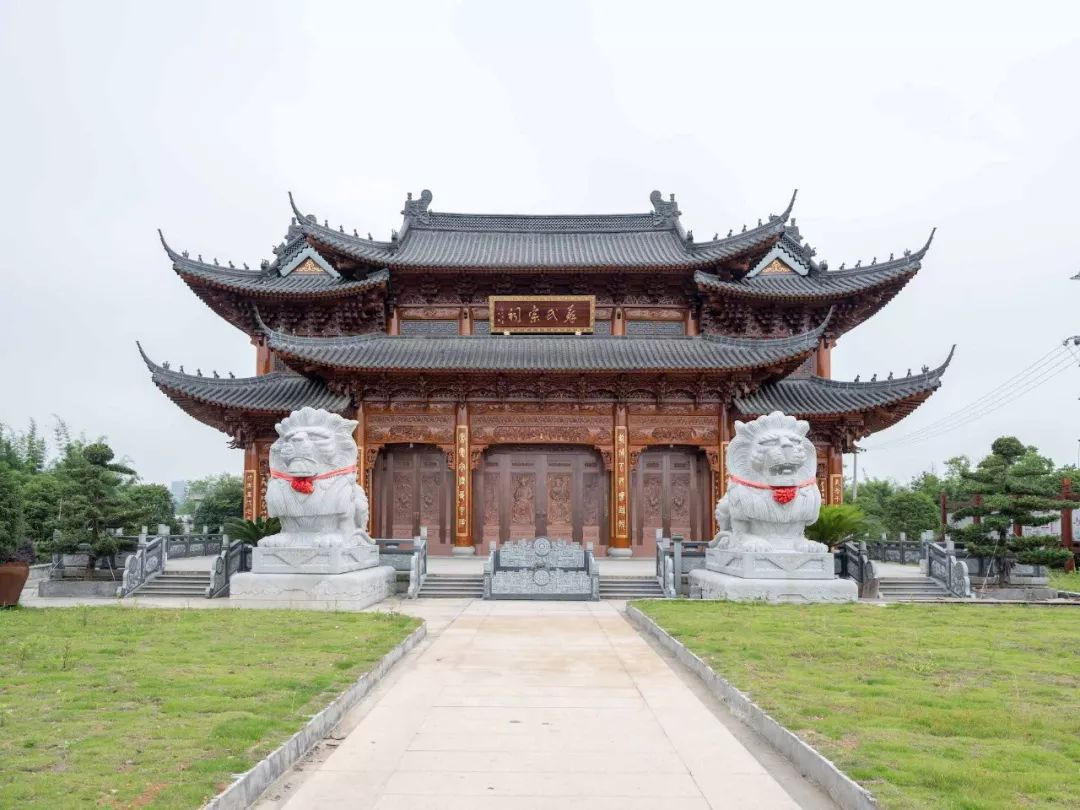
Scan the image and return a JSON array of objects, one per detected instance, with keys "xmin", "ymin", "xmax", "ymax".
[
  {"xmin": 160, "ymin": 233, "xmax": 388, "ymax": 298},
  {"xmin": 736, "ymin": 348, "xmax": 953, "ymax": 416},
  {"xmin": 289, "ymin": 190, "xmax": 797, "ymax": 270},
  {"xmin": 696, "ymin": 233, "xmax": 933, "ymax": 300},
  {"xmin": 261, "ymin": 314, "xmax": 830, "ymax": 373},
  {"xmin": 139, "ymin": 344, "xmax": 349, "ymax": 412}
]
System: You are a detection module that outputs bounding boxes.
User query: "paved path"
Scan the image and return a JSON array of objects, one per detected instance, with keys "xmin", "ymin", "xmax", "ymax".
[{"xmin": 257, "ymin": 600, "xmax": 833, "ymax": 810}]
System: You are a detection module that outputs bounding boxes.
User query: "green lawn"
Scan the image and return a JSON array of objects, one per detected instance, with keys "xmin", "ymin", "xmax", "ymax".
[
  {"xmin": 0, "ymin": 607, "xmax": 419, "ymax": 809},
  {"xmin": 1048, "ymin": 569, "xmax": 1080, "ymax": 593},
  {"xmin": 638, "ymin": 601, "xmax": 1080, "ymax": 810}
]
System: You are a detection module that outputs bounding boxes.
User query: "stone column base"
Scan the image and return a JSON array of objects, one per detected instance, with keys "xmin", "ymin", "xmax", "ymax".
[
  {"xmin": 451, "ymin": 545, "xmax": 476, "ymax": 557},
  {"xmin": 229, "ymin": 566, "xmax": 395, "ymax": 611},
  {"xmin": 607, "ymin": 547, "xmax": 633, "ymax": 558},
  {"xmin": 689, "ymin": 569, "xmax": 857, "ymax": 603}
]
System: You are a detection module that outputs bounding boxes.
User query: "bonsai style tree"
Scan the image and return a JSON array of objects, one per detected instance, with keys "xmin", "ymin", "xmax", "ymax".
[
  {"xmin": 950, "ymin": 437, "xmax": 1072, "ymax": 586},
  {"xmin": 46, "ymin": 442, "xmax": 138, "ymax": 575},
  {"xmin": 806, "ymin": 504, "xmax": 867, "ymax": 550}
]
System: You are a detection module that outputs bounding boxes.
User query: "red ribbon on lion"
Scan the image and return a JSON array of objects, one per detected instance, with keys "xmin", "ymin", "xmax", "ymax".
[
  {"xmin": 728, "ymin": 474, "xmax": 818, "ymax": 505},
  {"xmin": 270, "ymin": 465, "xmax": 358, "ymax": 495}
]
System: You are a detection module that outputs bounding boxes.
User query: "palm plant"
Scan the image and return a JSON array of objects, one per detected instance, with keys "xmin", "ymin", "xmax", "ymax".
[
  {"xmin": 223, "ymin": 516, "xmax": 281, "ymax": 545},
  {"xmin": 806, "ymin": 504, "xmax": 867, "ymax": 550}
]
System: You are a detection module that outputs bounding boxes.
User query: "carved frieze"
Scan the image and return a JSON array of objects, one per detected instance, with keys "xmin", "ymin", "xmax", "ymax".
[
  {"xmin": 364, "ymin": 411, "xmax": 455, "ymax": 445},
  {"xmin": 627, "ymin": 413, "xmax": 718, "ymax": 446},
  {"xmin": 471, "ymin": 411, "xmax": 612, "ymax": 446}
]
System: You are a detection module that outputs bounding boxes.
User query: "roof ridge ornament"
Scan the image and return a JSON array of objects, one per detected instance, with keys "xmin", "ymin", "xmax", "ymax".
[
  {"xmin": 649, "ymin": 190, "xmax": 681, "ymax": 226},
  {"xmin": 288, "ymin": 191, "xmax": 317, "ymax": 225},
  {"xmin": 402, "ymin": 189, "xmax": 433, "ymax": 224}
]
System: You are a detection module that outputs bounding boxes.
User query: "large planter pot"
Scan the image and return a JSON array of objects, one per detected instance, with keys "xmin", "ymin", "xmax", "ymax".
[{"xmin": 0, "ymin": 562, "xmax": 31, "ymax": 607}]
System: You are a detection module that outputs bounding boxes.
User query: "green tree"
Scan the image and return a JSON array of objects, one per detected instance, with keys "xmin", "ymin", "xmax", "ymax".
[
  {"xmin": 882, "ymin": 490, "xmax": 940, "ymax": 541},
  {"xmin": 122, "ymin": 483, "xmax": 176, "ymax": 534},
  {"xmin": 0, "ymin": 463, "xmax": 25, "ymax": 560},
  {"xmin": 851, "ymin": 478, "xmax": 896, "ymax": 539},
  {"xmin": 806, "ymin": 504, "xmax": 867, "ymax": 550},
  {"xmin": 47, "ymin": 442, "xmax": 138, "ymax": 573},
  {"xmin": 951, "ymin": 437, "xmax": 1072, "ymax": 586},
  {"xmin": 192, "ymin": 474, "xmax": 244, "ymax": 528}
]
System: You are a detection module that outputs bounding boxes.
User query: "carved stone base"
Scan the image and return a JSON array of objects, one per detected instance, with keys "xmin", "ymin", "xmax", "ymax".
[
  {"xmin": 229, "ymin": 567, "xmax": 395, "ymax": 610},
  {"xmin": 607, "ymin": 547, "xmax": 633, "ymax": 558},
  {"xmin": 251, "ymin": 543, "xmax": 379, "ymax": 575},
  {"xmin": 451, "ymin": 545, "xmax": 476, "ymax": 557},
  {"xmin": 689, "ymin": 569, "xmax": 857, "ymax": 603},
  {"xmin": 706, "ymin": 549, "xmax": 836, "ymax": 580}
]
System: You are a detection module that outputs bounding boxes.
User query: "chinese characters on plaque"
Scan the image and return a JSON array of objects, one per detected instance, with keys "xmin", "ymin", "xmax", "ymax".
[{"xmin": 489, "ymin": 296, "xmax": 595, "ymax": 334}]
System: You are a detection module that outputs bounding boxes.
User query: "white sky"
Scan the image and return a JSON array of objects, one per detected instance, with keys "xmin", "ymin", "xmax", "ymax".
[{"xmin": 1, "ymin": 0, "xmax": 1078, "ymax": 487}]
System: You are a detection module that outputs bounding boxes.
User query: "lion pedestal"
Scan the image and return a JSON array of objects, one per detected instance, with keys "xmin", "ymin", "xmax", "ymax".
[
  {"xmin": 691, "ymin": 411, "xmax": 857, "ymax": 604},
  {"xmin": 229, "ymin": 407, "xmax": 395, "ymax": 611}
]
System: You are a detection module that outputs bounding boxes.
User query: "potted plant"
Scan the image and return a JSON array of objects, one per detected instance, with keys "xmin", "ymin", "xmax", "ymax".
[{"xmin": 0, "ymin": 540, "xmax": 34, "ymax": 607}]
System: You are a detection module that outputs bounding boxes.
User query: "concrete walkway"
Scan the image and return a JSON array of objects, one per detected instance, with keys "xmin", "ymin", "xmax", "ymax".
[{"xmin": 256, "ymin": 600, "xmax": 835, "ymax": 810}]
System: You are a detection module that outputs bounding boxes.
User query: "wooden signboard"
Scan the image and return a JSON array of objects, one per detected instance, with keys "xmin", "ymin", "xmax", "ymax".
[{"xmin": 489, "ymin": 295, "xmax": 595, "ymax": 334}]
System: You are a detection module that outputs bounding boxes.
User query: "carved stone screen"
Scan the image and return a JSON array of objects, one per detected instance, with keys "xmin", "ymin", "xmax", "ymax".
[
  {"xmin": 373, "ymin": 446, "xmax": 452, "ymax": 546},
  {"xmin": 475, "ymin": 447, "xmax": 608, "ymax": 545},
  {"xmin": 631, "ymin": 447, "xmax": 711, "ymax": 552}
]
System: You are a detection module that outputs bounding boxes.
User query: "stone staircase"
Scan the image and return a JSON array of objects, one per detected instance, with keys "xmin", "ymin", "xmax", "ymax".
[
  {"xmin": 132, "ymin": 570, "xmax": 211, "ymax": 599},
  {"xmin": 599, "ymin": 576, "xmax": 665, "ymax": 600},
  {"xmin": 417, "ymin": 573, "xmax": 484, "ymax": 599},
  {"xmin": 877, "ymin": 575, "xmax": 950, "ymax": 602}
]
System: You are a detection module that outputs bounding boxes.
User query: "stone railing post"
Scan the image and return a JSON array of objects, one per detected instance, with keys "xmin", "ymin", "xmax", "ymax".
[{"xmin": 673, "ymin": 536, "xmax": 684, "ymax": 596}]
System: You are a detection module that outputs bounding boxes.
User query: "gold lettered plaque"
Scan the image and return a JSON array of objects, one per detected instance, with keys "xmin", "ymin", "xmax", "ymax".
[{"xmin": 488, "ymin": 295, "xmax": 595, "ymax": 334}]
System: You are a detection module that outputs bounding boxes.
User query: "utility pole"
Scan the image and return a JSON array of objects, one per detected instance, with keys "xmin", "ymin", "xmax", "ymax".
[{"xmin": 851, "ymin": 446, "xmax": 864, "ymax": 501}]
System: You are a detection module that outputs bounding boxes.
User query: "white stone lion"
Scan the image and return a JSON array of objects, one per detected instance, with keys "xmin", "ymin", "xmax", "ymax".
[
  {"xmin": 710, "ymin": 411, "xmax": 826, "ymax": 554},
  {"xmin": 260, "ymin": 407, "xmax": 373, "ymax": 549}
]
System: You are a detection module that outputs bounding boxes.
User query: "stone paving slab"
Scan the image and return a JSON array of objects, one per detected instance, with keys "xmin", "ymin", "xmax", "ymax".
[{"xmin": 257, "ymin": 601, "xmax": 833, "ymax": 810}]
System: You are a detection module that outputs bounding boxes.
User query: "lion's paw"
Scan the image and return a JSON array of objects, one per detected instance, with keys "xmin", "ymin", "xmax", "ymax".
[{"xmin": 738, "ymin": 539, "xmax": 774, "ymax": 553}]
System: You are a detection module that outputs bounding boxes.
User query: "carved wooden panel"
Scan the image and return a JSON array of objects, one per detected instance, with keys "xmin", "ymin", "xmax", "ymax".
[
  {"xmin": 628, "ymin": 413, "xmax": 718, "ymax": 446},
  {"xmin": 365, "ymin": 411, "xmax": 455, "ymax": 445},
  {"xmin": 374, "ymin": 446, "xmax": 452, "ymax": 547},
  {"xmin": 475, "ymin": 448, "xmax": 608, "ymax": 545},
  {"xmin": 471, "ymin": 409, "xmax": 612, "ymax": 446},
  {"xmin": 631, "ymin": 447, "xmax": 711, "ymax": 553}
]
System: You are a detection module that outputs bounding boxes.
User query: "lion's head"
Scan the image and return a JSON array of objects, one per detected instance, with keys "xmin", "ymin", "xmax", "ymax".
[
  {"xmin": 269, "ymin": 407, "xmax": 358, "ymax": 478},
  {"xmin": 727, "ymin": 411, "xmax": 816, "ymax": 486}
]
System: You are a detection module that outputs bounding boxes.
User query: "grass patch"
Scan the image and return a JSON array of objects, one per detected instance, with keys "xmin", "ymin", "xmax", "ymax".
[
  {"xmin": 637, "ymin": 601, "xmax": 1080, "ymax": 810},
  {"xmin": 0, "ymin": 607, "xmax": 419, "ymax": 809},
  {"xmin": 1048, "ymin": 569, "xmax": 1080, "ymax": 593}
]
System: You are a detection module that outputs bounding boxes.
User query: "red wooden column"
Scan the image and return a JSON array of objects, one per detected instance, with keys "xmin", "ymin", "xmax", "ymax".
[
  {"xmin": 815, "ymin": 337, "xmax": 834, "ymax": 378},
  {"xmin": 1062, "ymin": 478, "xmax": 1075, "ymax": 573},
  {"xmin": 939, "ymin": 492, "xmax": 948, "ymax": 540},
  {"xmin": 452, "ymin": 403, "xmax": 474, "ymax": 555},
  {"xmin": 609, "ymin": 404, "xmax": 632, "ymax": 556},
  {"xmin": 243, "ymin": 444, "xmax": 259, "ymax": 521}
]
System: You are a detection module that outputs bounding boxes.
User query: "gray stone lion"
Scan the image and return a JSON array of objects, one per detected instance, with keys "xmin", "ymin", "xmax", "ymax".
[
  {"xmin": 260, "ymin": 407, "xmax": 373, "ymax": 549},
  {"xmin": 710, "ymin": 411, "xmax": 826, "ymax": 554}
]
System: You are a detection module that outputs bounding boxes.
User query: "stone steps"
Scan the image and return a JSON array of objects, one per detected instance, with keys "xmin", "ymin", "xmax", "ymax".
[
  {"xmin": 599, "ymin": 576, "xmax": 665, "ymax": 600},
  {"xmin": 877, "ymin": 576, "xmax": 950, "ymax": 602},
  {"xmin": 418, "ymin": 574, "xmax": 484, "ymax": 599},
  {"xmin": 133, "ymin": 571, "xmax": 212, "ymax": 598}
]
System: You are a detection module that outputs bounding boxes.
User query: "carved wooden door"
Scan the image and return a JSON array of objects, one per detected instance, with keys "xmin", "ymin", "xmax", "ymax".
[
  {"xmin": 374, "ymin": 446, "xmax": 452, "ymax": 547},
  {"xmin": 631, "ymin": 447, "xmax": 711, "ymax": 551},
  {"xmin": 475, "ymin": 447, "xmax": 608, "ymax": 545}
]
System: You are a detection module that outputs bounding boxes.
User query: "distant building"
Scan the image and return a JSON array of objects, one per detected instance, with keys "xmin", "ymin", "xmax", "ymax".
[
  {"xmin": 143, "ymin": 189, "xmax": 950, "ymax": 557},
  {"xmin": 169, "ymin": 480, "xmax": 187, "ymax": 509}
]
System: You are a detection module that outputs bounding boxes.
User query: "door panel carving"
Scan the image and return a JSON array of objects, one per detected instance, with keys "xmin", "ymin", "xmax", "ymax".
[
  {"xmin": 375, "ymin": 446, "xmax": 452, "ymax": 547},
  {"xmin": 631, "ymin": 447, "xmax": 711, "ymax": 552},
  {"xmin": 475, "ymin": 447, "xmax": 607, "ymax": 544}
]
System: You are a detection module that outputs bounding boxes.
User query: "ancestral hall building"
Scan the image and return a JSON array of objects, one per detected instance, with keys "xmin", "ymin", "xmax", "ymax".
[{"xmin": 143, "ymin": 189, "xmax": 951, "ymax": 556}]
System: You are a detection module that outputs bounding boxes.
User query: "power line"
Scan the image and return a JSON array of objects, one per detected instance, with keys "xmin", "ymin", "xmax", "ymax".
[
  {"xmin": 871, "ymin": 353, "xmax": 1076, "ymax": 448},
  {"xmin": 866, "ymin": 342, "xmax": 1080, "ymax": 450}
]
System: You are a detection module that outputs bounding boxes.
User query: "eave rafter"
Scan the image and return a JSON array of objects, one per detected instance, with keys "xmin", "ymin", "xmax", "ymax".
[
  {"xmin": 735, "ymin": 345, "xmax": 954, "ymax": 449},
  {"xmin": 159, "ymin": 231, "xmax": 389, "ymax": 336},
  {"xmin": 695, "ymin": 229, "xmax": 934, "ymax": 339}
]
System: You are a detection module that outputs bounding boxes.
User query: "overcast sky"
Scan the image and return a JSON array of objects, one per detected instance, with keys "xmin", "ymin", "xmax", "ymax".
[{"xmin": 1, "ymin": 0, "xmax": 1078, "ymax": 488}]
